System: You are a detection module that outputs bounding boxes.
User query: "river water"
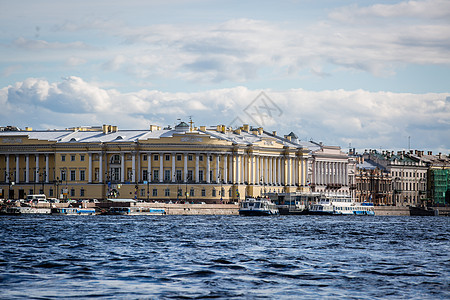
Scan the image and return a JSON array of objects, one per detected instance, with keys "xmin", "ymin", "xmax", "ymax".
[{"xmin": 0, "ymin": 215, "xmax": 448, "ymax": 299}]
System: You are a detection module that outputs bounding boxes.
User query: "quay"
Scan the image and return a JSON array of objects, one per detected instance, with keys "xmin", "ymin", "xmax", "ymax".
[
  {"xmin": 97, "ymin": 201, "xmax": 239, "ymax": 215},
  {"xmin": 1, "ymin": 199, "xmax": 447, "ymax": 216}
]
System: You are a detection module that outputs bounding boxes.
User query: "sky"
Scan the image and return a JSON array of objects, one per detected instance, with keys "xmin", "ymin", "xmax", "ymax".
[{"xmin": 0, "ymin": 0, "xmax": 449, "ymax": 153}]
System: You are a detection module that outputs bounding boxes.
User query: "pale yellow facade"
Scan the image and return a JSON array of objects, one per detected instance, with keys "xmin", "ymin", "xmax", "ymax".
[{"xmin": 0, "ymin": 123, "xmax": 310, "ymax": 203}]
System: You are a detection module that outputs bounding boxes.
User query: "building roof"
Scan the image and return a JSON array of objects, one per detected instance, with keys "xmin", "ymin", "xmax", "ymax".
[{"xmin": 0, "ymin": 124, "xmax": 317, "ymax": 151}]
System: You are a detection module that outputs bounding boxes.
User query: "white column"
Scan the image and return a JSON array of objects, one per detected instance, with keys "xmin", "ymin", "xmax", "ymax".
[
  {"xmin": 276, "ymin": 157, "xmax": 280, "ymax": 185},
  {"xmin": 121, "ymin": 153, "xmax": 125, "ymax": 182},
  {"xmin": 300, "ymin": 159, "xmax": 304, "ymax": 186},
  {"xmin": 15, "ymin": 155, "xmax": 20, "ymax": 183},
  {"xmin": 5, "ymin": 155, "xmax": 9, "ymax": 183},
  {"xmin": 35, "ymin": 154, "xmax": 39, "ymax": 183},
  {"xmin": 172, "ymin": 154, "xmax": 176, "ymax": 182},
  {"xmin": 45, "ymin": 154, "xmax": 49, "ymax": 183},
  {"xmin": 329, "ymin": 162, "xmax": 332, "ymax": 184},
  {"xmin": 264, "ymin": 157, "xmax": 268, "ymax": 184},
  {"xmin": 159, "ymin": 153, "xmax": 163, "ymax": 183},
  {"xmin": 223, "ymin": 155, "xmax": 228, "ymax": 183},
  {"xmin": 317, "ymin": 161, "xmax": 320, "ymax": 185},
  {"xmin": 305, "ymin": 158, "xmax": 309, "ymax": 186},
  {"xmin": 268, "ymin": 157, "xmax": 272, "ymax": 185},
  {"xmin": 331, "ymin": 162, "xmax": 334, "ymax": 184},
  {"xmin": 287, "ymin": 157, "xmax": 291, "ymax": 185},
  {"xmin": 184, "ymin": 153, "xmax": 188, "ymax": 182},
  {"xmin": 345, "ymin": 162, "xmax": 348, "ymax": 186},
  {"xmin": 25, "ymin": 155, "xmax": 29, "ymax": 183},
  {"xmin": 195, "ymin": 154, "xmax": 199, "ymax": 183},
  {"xmin": 236, "ymin": 154, "xmax": 240, "ymax": 184},
  {"xmin": 242, "ymin": 155, "xmax": 246, "ymax": 184},
  {"xmin": 132, "ymin": 152, "xmax": 136, "ymax": 182},
  {"xmin": 293, "ymin": 158, "xmax": 297, "ymax": 186},
  {"xmin": 250, "ymin": 155, "xmax": 254, "ymax": 184},
  {"xmin": 206, "ymin": 154, "xmax": 211, "ymax": 183},
  {"xmin": 148, "ymin": 152, "xmax": 152, "ymax": 182},
  {"xmin": 99, "ymin": 153, "xmax": 103, "ymax": 183},
  {"xmin": 137, "ymin": 153, "xmax": 141, "ymax": 182},
  {"xmin": 216, "ymin": 154, "xmax": 220, "ymax": 183},
  {"xmin": 333, "ymin": 162, "xmax": 336, "ymax": 184},
  {"xmin": 321, "ymin": 161, "xmax": 325, "ymax": 185},
  {"xmin": 255, "ymin": 156, "xmax": 259, "ymax": 184},
  {"xmin": 88, "ymin": 153, "xmax": 92, "ymax": 183},
  {"xmin": 280, "ymin": 158, "xmax": 284, "ymax": 185}
]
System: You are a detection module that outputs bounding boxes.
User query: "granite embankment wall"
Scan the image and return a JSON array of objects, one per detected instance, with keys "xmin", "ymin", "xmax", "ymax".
[
  {"xmin": 98, "ymin": 202, "xmax": 239, "ymax": 215},
  {"xmin": 374, "ymin": 206, "xmax": 410, "ymax": 216}
]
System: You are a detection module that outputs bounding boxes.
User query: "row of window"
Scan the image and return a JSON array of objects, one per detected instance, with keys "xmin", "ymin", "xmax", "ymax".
[
  {"xmin": 59, "ymin": 170, "xmax": 85, "ymax": 182},
  {"xmin": 63, "ymin": 153, "xmax": 216, "ymax": 164},
  {"xmin": 392, "ymin": 170, "xmax": 425, "ymax": 178},
  {"xmin": 139, "ymin": 187, "xmax": 228, "ymax": 198},
  {"xmin": 61, "ymin": 155, "xmax": 85, "ymax": 162}
]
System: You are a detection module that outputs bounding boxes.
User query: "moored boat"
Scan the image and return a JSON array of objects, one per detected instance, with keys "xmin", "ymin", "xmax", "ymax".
[
  {"xmin": 107, "ymin": 207, "xmax": 166, "ymax": 215},
  {"xmin": 239, "ymin": 197, "xmax": 279, "ymax": 216},
  {"xmin": 51, "ymin": 207, "xmax": 96, "ymax": 215},
  {"xmin": 268, "ymin": 192, "xmax": 321, "ymax": 215},
  {"xmin": 309, "ymin": 195, "xmax": 375, "ymax": 215},
  {"xmin": 0, "ymin": 206, "xmax": 51, "ymax": 215}
]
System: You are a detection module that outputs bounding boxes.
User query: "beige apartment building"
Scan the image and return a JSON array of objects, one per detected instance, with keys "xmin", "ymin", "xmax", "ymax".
[{"xmin": 0, "ymin": 122, "xmax": 311, "ymax": 203}]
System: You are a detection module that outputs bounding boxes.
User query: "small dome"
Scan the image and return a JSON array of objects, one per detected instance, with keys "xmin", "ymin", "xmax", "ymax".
[{"xmin": 175, "ymin": 121, "xmax": 189, "ymax": 132}]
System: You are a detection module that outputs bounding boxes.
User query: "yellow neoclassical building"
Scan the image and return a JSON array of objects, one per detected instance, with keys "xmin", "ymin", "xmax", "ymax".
[{"xmin": 0, "ymin": 122, "xmax": 310, "ymax": 203}]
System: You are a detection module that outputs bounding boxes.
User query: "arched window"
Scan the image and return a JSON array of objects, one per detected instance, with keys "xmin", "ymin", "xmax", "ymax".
[{"xmin": 111, "ymin": 154, "xmax": 121, "ymax": 164}]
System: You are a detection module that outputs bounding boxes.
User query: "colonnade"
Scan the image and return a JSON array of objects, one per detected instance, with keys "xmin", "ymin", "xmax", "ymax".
[
  {"xmin": 3, "ymin": 153, "xmax": 50, "ymax": 184},
  {"xmin": 94, "ymin": 151, "xmax": 310, "ymax": 187},
  {"xmin": 1, "ymin": 151, "xmax": 310, "ymax": 188},
  {"xmin": 312, "ymin": 160, "xmax": 348, "ymax": 186}
]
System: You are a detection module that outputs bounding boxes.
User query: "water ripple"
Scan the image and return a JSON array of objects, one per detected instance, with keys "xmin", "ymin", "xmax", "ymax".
[{"xmin": 0, "ymin": 215, "xmax": 449, "ymax": 299}]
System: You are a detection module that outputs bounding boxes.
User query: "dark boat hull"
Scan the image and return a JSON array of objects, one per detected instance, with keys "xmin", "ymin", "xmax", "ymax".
[{"xmin": 239, "ymin": 210, "xmax": 278, "ymax": 216}]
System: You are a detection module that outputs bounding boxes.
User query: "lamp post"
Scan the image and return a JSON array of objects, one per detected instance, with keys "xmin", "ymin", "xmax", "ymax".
[
  {"xmin": 41, "ymin": 170, "xmax": 46, "ymax": 195},
  {"xmin": 55, "ymin": 177, "xmax": 62, "ymax": 200},
  {"xmin": 175, "ymin": 174, "xmax": 180, "ymax": 202},
  {"xmin": 147, "ymin": 179, "xmax": 150, "ymax": 202},
  {"xmin": 105, "ymin": 171, "xmax": 111, "ymax": 198},
  {"xmin": 33, "ymin": 169, "xmax": 38, "ymax": 195},
  {"xmin": 185, "ymin": 174, "xmax": 190, "ymax": 202},
  {"xmin": 6, "ymin": 174, "xmax": 14, "ymax": 201}
]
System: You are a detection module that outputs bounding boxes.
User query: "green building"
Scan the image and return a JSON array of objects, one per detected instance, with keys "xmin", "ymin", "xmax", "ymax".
[
  {"xmin": 408, "ymin": 151, "xmax": 450, "ymax": 206},
  {"xmin": 429, "ymin": 168, "xmax": 450, "ymax": 205}
]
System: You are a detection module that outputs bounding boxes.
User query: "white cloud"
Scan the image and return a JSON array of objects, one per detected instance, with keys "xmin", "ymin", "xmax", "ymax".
[
  {"xmin": 1, "ymin": 77, "xmax": 449, "ymax": 153},
  {"xmin": 85, "ymin": 6, "xmax": 450, "ymax": 84},
  {"xmin": 66, "ymin": 56, "xmax": 87, "ymax": 67},
  {"xmin": 2, "ymin": 1, "xmax": 449, "ymax": 91},
  {"xmin": 13, "ymin": 37, "xmax": 92, "ymax": 51},
  {"xmin": 329, "ymin": 0, "xmax": 450, "ymax": 21}
]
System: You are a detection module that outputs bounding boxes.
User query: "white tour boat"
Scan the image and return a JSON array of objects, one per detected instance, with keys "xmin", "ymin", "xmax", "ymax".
[
  {"xmin": 51, "ymin": 207, "xmax": 96, "ymax": 215},
  {"xmin": 239, "ymin": 197, "xmax": 279, "ymax": 216},
  {"xmin": 309, "ymin": 195, "xmax": 375, "ymax": 215},
  {"xmin": 108, "ymin": 206, "xmax": 166, "ymax": 215}
]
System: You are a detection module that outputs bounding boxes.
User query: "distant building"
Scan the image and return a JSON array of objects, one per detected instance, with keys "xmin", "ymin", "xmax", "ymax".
[
  {"xmin": 355, "ymin": 156, "xmax": 392, "ymax": 205},
  {"xmin": 307, "ymin": 144, "xmax": 356, "ymax": 198},
  {"xmin": 362, "ymin": 150, "xmax": 427, "ymax": 207},
  {"xmin": 407, "ymin": 151, "xmax": 450, "ymax": 206}
]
